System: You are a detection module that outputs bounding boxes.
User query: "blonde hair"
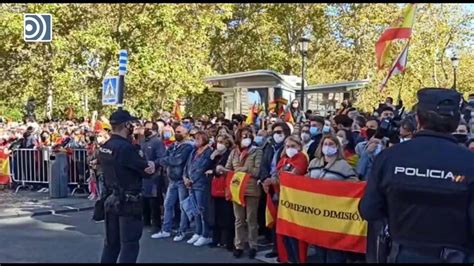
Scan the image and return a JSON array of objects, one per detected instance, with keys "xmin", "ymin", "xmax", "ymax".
[
  {"xmin": 315, "ymin": 134, "xmax": 344, "ymax": 160},
  {"xmin": 281, "ymin": 135, "xmax": 303, "ymax": 159}
]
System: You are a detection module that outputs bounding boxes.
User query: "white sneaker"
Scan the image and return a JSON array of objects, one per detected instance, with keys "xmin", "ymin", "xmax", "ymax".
[
  {"xmin": 186, "ymin": 234, "xmax": 201, "ymax": 244},
  {"xmin": 193, "ymin": 236, "xmax": 213, "ymax": 247},
  {"xmin": 173, "ymin": 233, "xmax": 185, "ymax": 242},
  {"xmin": 151, "ymin": 231, "xmax": 171, "ymax": 239}
]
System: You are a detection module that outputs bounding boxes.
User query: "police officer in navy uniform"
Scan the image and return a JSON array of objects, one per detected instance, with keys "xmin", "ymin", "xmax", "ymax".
[
  {"xmin": 99, "ymin": 109, "xmax": 156, "ymax": 263},
  {"xmin": 359, "ymin": 88, "xmax": 474, "ymax": 263}
]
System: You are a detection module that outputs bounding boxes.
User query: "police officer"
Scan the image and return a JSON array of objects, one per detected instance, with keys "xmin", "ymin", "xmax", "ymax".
[
  {"xmin": 99, "ymin": 109, "xmax": 155, "ymax": 263},
  {"xmin": 359, "ymin": 88, "xmax": 474, "ymax": 263}
]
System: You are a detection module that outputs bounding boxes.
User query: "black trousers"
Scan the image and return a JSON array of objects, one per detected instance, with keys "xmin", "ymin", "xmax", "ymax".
[
  {"xmin": 212, "ymin": 197, "xmax": 235, "ymax": 248},
  {"xmin": 100, "ymin": 202, "xmax": 143, "ymax": 263},
  {"xmin": 142, "ymin": 195, "xmax": 163, "ymax": 229}
]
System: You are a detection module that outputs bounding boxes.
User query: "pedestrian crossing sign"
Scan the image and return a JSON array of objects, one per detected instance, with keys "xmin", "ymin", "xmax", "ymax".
[{"xmin": 102, "ymin": 76, "xmax": 119, "ymax": 105}]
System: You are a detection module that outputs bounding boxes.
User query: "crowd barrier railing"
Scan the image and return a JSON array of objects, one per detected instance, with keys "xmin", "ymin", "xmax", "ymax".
[{"xmin": 9, "ymin": 148, "xmax": 90, "ymax": 194}]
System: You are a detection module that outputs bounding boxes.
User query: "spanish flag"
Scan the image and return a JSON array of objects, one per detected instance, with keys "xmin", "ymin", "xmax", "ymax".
[
  {"xmin": 265, "ymin": 190, "xmax": 278, "ymax": 228},
  {"xmin": 375, "ymin": 3, "xmax": 416, "ymax": 70},
  {"xmin": 344, "ymin": 151, "xmax": 359, "ymax": 168},
  {"xmin": 226, "ymin": 171, "xmax": 250, "ymax": 206},
  {"xmin": 0, "ymin": 150, "xmax": 10, "ymax": 185},
  {"xmin": 284, "ymin": 111, "xmax": 295, "ymax": 124},
  {"xmin": 245, "ymin": 103, "xmax": 256, "ymax": 125},
  {"xmin": 172, "ymin": 100, "xmax": 182, "ymax": 121},
  {"xmin": 277, "ymin": 172, "xmax": 368, "ymax": 254}
]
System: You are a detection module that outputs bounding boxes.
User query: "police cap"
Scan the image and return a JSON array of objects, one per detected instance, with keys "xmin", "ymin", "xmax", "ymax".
[
  {"xmin": 417, "ymin": 88, "xmax": 461, "ymax": 117},
  {"xmin": 109, "ymin": 109, "xmax": 139, "ymax": 125}
]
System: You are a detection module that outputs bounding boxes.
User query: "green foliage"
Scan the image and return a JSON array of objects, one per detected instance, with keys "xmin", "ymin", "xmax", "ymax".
[
  {"xmin": 184, "ymin": 89, "xmax": 222, "ymax": 117},
  {"xmin": 0, "ymin": 3, "xmax": 472, "ymax": 119}
]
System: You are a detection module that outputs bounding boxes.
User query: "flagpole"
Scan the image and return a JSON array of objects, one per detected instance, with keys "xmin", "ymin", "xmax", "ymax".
[{"xmin": 397, "ymin": 39, "xmax": 410, "ymax": 103}]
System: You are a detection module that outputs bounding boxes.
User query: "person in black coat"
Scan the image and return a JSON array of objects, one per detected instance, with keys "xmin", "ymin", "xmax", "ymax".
[{"xmin": 206, "ymin": 133, "xmax": 235, "ymax": 251}]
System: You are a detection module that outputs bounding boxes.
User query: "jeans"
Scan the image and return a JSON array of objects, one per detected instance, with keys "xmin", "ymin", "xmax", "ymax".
[
  {"xmin": 193, "ymin": 189, "xmax": 210, "ymax": 238},
  {"xmin": 100, "ymin": 210, "xmax": 143, "ymax": 263},
  {"xmin": 162, "ymin": 180, "xmax": 188, "ymax": 233}
]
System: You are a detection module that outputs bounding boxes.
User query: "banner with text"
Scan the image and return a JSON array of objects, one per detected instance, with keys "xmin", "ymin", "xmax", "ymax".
[{"xmin": 276, "ymin": 172, "xmax": 368, "ymax": 253}]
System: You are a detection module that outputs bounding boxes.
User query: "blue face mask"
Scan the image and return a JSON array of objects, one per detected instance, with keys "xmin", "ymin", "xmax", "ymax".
[
  {"xmin": 255, "ymin": 136, "xmax": 265, "ymax": 146},
  {"xmin": 309, "ymin": 127, "xmax": 319, "ymax": 136},
  {"xmin": 322, "ymin": 125, "xmax": 331, "ymax": 134},
  {"xmin": 163, "ymin": 132, "xmax": 172, "ymax": 140},
  {"xmin": 183, "ymin": 123, "xmax": 192, "ymax": 131}
]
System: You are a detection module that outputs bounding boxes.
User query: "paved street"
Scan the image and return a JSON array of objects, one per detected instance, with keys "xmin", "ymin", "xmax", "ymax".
[{"xmin": 0, "ymin": 210, "xmax": 269, "ymax": 263}]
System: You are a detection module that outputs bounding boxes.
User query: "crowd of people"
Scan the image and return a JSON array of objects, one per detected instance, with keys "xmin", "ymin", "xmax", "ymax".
[{"xmin": 1, "ymin": 93, "xmax": 473, "ymax": 262}]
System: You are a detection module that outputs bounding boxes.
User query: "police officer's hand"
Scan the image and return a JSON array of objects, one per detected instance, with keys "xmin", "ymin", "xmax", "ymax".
[{"xmin": 145, "ymin": 161, "xmax": 156, "ymax": 174}]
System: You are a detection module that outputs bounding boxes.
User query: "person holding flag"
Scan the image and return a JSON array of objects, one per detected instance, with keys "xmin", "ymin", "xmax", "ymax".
[
  {"xmin": 262, "ymin": 135, "xmax": 309, "ymax": 263},
  {"xmin": 218, "ymin": 127, "xmax": 262, "ymax": 259},
  {"xmin": 285, "ymin": 99, "xmax": 306, "ymax": 124}
]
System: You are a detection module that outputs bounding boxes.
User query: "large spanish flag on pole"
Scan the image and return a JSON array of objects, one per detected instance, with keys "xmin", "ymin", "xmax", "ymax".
[
  {"xmin": 375, "ymin": 3, "xmax": 416, "ymax": 70},
  {"xmin": 380, "ymin": 41, "xmax": 410, "ymax": 91},
  {"xmin": 0, "ymin": 150, "xmax": 11, "ymax": 185},
  {"xmin": 276, "ymin": 172, "xmax": 368, "ymax": 254},
  {"xmin": 226, "ymin": 171, "xmax": 250, "ymax": 206}
]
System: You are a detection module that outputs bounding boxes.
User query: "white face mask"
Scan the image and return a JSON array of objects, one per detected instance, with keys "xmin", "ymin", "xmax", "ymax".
[
  {"xmin": 273, "ymin": 133, "xmax": 285, "ymax": 144},
  {"xmin": 286, "ymin": 148, "xmax": 299, "ymax": 158},
  {"xmin": 322, "ymin": 145, "xmax": 338, "ymax": 157},
  {"xmin": 216, "ymin": 143, "xmax": 227, "ymax": 152},
  {"xmin": 301, "ymin": 133, "xmax": 311, "ymax": 143},
  {"xmin": 241, "ymin": 138, "xmax": 252, "ymax": 148}
]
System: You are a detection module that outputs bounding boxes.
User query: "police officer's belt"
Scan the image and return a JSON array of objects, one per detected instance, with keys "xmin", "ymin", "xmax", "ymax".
[{"xmin": 112, "ymin": 189, "xmax": 142, "ymax": 202}]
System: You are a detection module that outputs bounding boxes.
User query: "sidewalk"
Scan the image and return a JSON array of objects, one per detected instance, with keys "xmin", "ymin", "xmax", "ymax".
[{"xmin": 0, "ymin": 189, "xmax": 95, "ymax": 220}]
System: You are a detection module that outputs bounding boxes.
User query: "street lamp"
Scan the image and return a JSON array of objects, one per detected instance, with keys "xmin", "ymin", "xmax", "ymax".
[
  {"xmin": 450, "ymin": 48, "xmax": 459, "ymax": 90},
  {"xmin": 299, "ymin": 37, "xmax": 310, "ymax": 111}
]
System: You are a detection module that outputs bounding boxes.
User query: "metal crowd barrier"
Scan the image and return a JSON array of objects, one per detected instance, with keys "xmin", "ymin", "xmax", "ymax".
[{"xmin": 9, "ymin": 148, "xmax": 90, "ymax": 195}]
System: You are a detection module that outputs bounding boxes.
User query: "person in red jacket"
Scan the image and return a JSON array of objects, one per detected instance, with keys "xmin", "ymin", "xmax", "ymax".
[{"xmin": 263, "ymin": 135, "xmax": 309, "ymax": 263}]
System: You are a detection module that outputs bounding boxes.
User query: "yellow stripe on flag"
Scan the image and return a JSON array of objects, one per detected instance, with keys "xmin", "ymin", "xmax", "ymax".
[
  {"xmin": 229, "ymin": 172, "xmax": 249, "ymax": 206},
  {"xmin": 0, "ymin": 159, "xmax": 8, "ymax": 176},
  {"xmin": 278, "ymin": 185, "xmax": 367, "ymax": 237}
]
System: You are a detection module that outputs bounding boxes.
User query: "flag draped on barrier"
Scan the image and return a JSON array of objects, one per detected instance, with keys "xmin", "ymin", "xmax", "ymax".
[
  {"xmin": 226, "ymin": 171, "xmax": 250, "ymax": 206},
  {"xmin": 276, "ymin": 172, "xmax": 368, "ymax": 254},
  {"xmin": 0, "ymin": 150, "xmax": 10, "ymax": 185},
  {"xmin": 375, "ymin": 3, "xmax": 416, "ymax": 70}
]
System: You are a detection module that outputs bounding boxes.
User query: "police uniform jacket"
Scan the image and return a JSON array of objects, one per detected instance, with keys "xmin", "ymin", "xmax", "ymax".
[
  {"xmin": 359, "ymin": 130, "xmax": 474, "ymax": 253},
  {"xmin": 99, "ymin": 134, "xmax": 150, "ymax": 194}
]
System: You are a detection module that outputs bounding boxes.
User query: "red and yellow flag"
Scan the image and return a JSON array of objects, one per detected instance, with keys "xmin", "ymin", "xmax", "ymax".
[
  {"xmin": 265, "ymin": 192, "xmax": 277, "ymax": 228},
  {"xmin": 245, "ymin": 103, "xmax": 256, "ymax": 125},
  {"xmin": 284, "ymin": 111, "xmax": 295, "ymax": 124},
  {"xmin": 172, "ymin": 100, "xmax": 182, "ymax": 121},
  {"xmin": 0, "ymin": 150, "xmax": 10, "ymax": 185},
  {"xmin": 276, "ymin": 172, "xmax": 368, "ymax": 254},
  {"xmin": 226, "ymin": 171, "xmax": 250, "ymax": 206},
  {"xmin": 375, "ymin": 3, "xmax": 416, "ymax": 70}
]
